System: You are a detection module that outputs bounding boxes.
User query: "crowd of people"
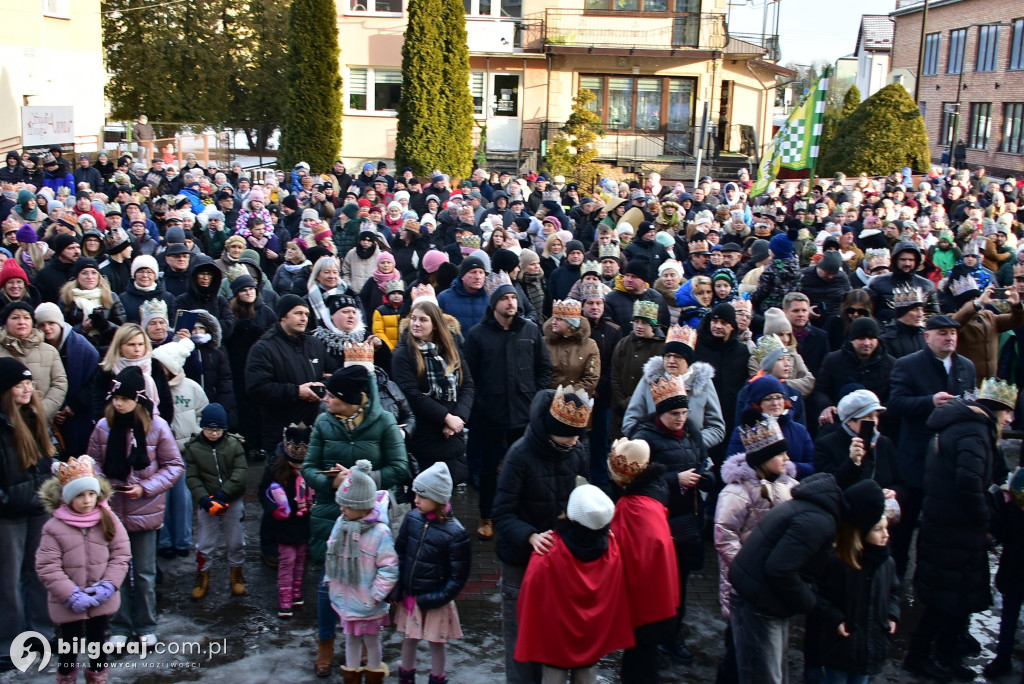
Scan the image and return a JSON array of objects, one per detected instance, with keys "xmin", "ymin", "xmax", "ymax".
[{"xmin": 1, "ymin": 147, "xmax": 1024, "ymax": 684}]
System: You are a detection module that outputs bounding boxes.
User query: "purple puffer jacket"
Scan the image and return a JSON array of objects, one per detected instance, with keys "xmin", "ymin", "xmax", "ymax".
[{"xmin": 88, "ymin": 416, "xmax": 183, "ymax": 533}]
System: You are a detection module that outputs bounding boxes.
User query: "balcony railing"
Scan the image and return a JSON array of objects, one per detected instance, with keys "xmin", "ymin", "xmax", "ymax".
[
  {"xmin": 466, "ymin": 17, "xmax": 545, "ymax": 53},
  {"xmin": 543, "ymin": 9, "xmax": 727, "ymax": 52},
  {"xmin": 729, "ymin": 31, "xmax": 780, "ymax": 60}
]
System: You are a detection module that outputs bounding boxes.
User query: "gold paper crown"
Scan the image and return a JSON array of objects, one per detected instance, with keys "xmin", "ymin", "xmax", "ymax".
[
  {"xmin": 665, "ymin": 324, "xmax": 697, "ymax": 349},
  {"xmin": 581, "ymin": 260, "xmax": 601, "ymax": 275},
  {"xmin": 53, "ymin": 455, "xmax": 97, "ymax": 489},
  {"xmin": 225, "ymin": 263, "xmax": 249, "ymax": 282},
  {"xmin": 462, "ymin": 235, "xmax": 482, "ymax": 250},
  {"xmin": 484, "ymin": 270, "xmax": 513, "ymax": 297},
  {"xmin": 731, "ymin": 297, "xmax": 753, "ymax": 315},
  {"xmin": 650, "ymin": 374, "xmax": 687, "ymax": 406},
  {"xmin": 1015, "ymin": 263, "xmax": 1024, "ymax": 279},
  {"xmin": 343, "ymin": 341, "xmax": 375, "ymax": 368},
  {"xmin": 598, "ymin": 244, "xmax": 620, "ymax": 260},
  {"xmin": 739, "ymin": 418, "xmax": 786, "ymax": 455},
  {"xmin": 139, "ymin": 298, "xmax": 168, "ymax": 322},
  {"xmin": 752, "ymin": 333, "xmax": 788, "ymax": 365},
  {"xmin": 384, "ymin": 279, "xmax": 405, "ymax": 295},
  {"xmin": 549, "ymin": 384, "xmax": 594, "ymax": 428},
  {"xmin": 949, "ymin": 274, "xmax": 980, "ymax": 297},
  {"xmin": 552, "ymin": 299, "xmax": 582, "ymax": 320},
  {"xmin": 632, "ymin": 299, "xmax": 659, "ymax": 323},
  {"xmin": 892, "ymin": 285, "xmax": 925, "ymax": 308},
  {"xmin": 411, "ymin": 283, "xmax": 437, "ymax": 303},
  {"xmin": 607, "ymin": 437, "xmax": 651, "ymax": 482},
  {"xmin": 688, "ymin": 239, "xmax": 710, "ymax": 254},
  {"xmin": 578, "ymin": 282, "xmax": 606, "ymax": 301},
  {"xmin": 863, "ymin": 248, "xmax": 891, "ymax": 270},
  {"xmin": 976, "ymin": 377, "xmax": 1019, "ymax": 409}
]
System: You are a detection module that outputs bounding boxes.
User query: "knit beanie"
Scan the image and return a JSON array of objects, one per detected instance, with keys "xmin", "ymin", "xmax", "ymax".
[
  {"xmin": 0, "ymin": 259, "xmax": 29, "ymax": 288},
  {"xmin": 0, "ymin": 301, "xmax": 33, "ymax": 326},
  {"xmin": 15, "ymin": 224, "xmax": 37, "ymax": 244},
  {"xmin": 748, "ymin": 375, "xmax": 787, "ymax": 405},
  {"xmin": 518, "ymin": 249, "xmax": 540, "ymax": 270},
  {"xmin": 110, "ymin": 366, "xmax": 147, "ymax": 403},
  {"xmin": 491, "ymin": 249, "xmax": 520, "ymax": 275},
  {"xmin": 199, "ymin": 403, "xmax": 229, "ymax": 429},
  {"xmin": 459, "ymin": 255, "xmax": 487, "ymax": 278},
  {"xmin": 567, "ymin": 484, "xmax": 615, "ymax": 531},
  {"xmin": 335, "ymin": 459, "xmax": 377, "ymax": 509},
  {"xmin": 52, "ymin": 233, "xmax": 79, "ymax": 258},
  {"xmin": 768, "ymin": 233, "xmax": 793, "ymax": 259},
  {"xmin": 131, "ymin": 254, "xmax": 159, "ymax": 278},
  {"xmin": 843, "ymin": 480, "xmax": 886, "ymax": 537},
  {"xmin": 33, "ymin": 302, "xmax": 63, "ymax": 326},
  {"xmin": 565, "ymin": 240, "xmax": 585, "ymax": 256},
  {"xmin": 325, "ymin": 365, "xmax": 370, "ymax": 405},
  {"xmin": 422, "ymin": 250, "xmax": 449, "ymax": 274},
  {"xmin": 275, "ymin": 293, "xmax": 308, "ymax": 320},
  {"xmin": 819, "ymin": 250, "xmax": 842, "ymax": 274},
  {"xmin": 762, "ymin": 307, "xmax": 792, "ymax": 337},
  {"xmin": 229, "ymin": 274, "xmax": 257, "ymax": 296},
  {"xmin": 0, "ymin": 357, "xmax": 31, "ymax": 394},
  {"xmin": 710, "ymin": 302, "xmax": 737, "ymax": 328},
  {"xmin": 72, "ymin": 257, "xmax": 100, "ymax": 280},
  {"xmin": 624, "ymin": 256, "xmax": 651, "ymax": 280},
  {"xmin": 53, "ymin": 455, "xmax": 102, "ymax": 506},
  {"xmin": 412, "ymin": 461, "xmax": 453, "ymax": 505},
  {"xmin": 847, "ymin": 316, "xmax": 880, "ymax": 340},
  {"xmin": 749, "ymin": 239, "xmax": 770, "ymax": 264},
  {"xmin": 151, "ymin": 338, "xmax": 195, "ymax": 377}
]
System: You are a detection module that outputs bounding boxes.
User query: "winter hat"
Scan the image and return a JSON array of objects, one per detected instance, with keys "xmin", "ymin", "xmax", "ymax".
[
  {"xmin": 422, "ymin": 250, "xmax": 449, "ymax": 275},
  {"xmin": 565, "ymin": 240, "xmax": 585, "ymax": 256},
  {"xmin": 837, "ymin": 389, "xmax": 886, "ymax": 424},
  {"xmin": 53, "ymin": 455, "xmax": 102, "ymax": 506},
  {"xmin": 843, "ymin": 480, "xmax": 886, "ymax": 537},
  {"xmin": 164, "ymin": 226, "xmax": 185, "ymax": 245},
  {"xmin": 15, "ymin": 224, "xmax": 38, "ymax": 244},
  {"xmin": 301, "ymin": 208, "xmax": 320, "ymax": 222},
  {"xmin": 139, "ymin": 299, "xmax": 168, "ymax": 330},
  {"xmin": 762, "ymin": 307, "xmax": 792, "ymax": 337},
  {"xmin": 152, "ymin": 338, "xmax": 195, "ymax": 377},
  {"xmin": 0, "ymin": 259, "xmax": 28, "ymax": 289},
  {"xmin": 376, "ymin": 251, "xmax": 396, "ymax": 266},
  {"xmin": 335, "ymin": 459, "xmax": 377, "ymax": 509},
  {"xmin": 739, "ymin": 408, "xmax": 789, "ymax": 468},
  {"xmin": 229, "ymin": 274, "xmax": 257, "ymax": 296},
  {"xmin": 109, "ymin": 366, "xmax": 148, "ymax": 404},
  {"xmin": 412, "ymin": 461, "xmax": 453, "ymax": 505},
  {"xmin": 469, "ymin": 249, "xmax": 491, "ymax": 273},
  {"xmin": 818, "ymin": 250, "xmax": 842, "ymax": 275},
  {"xmin": 459, "ymin": 255, "xmax": 487, "ymax": 278},
  {"xmin": 491, "ymin": 249, "xmax": 520, "ymax": 275},
  {"xmin": 131, "ymin": 254, "xmax": 159, "ymax": 278},
  {"xmin": 567, "ymin": 484, "xmax": 615, "ymax": 531},
  {"xmin": 710, "ymin": 302, "xmax": 737, "ymax": 328},
  {"xmin": 325, "ymin": 365, "xmax": 370, "ymax": 405},
  {"xmin": 749, "ymin": 239, "xmax": 770, "ymax": 263},
  {"xmin": 658, "ymin": 259, "xmax": 683, "ymax": 278},
  {"xmin": 33, "ymin": 302, "xmax": 63, "ymax": 326},
  {"xmin": 0, "ymin": 357, "xmax": 31, "ymax": 394},
  {"xmin": 51, "ymin": 234, "xmax": 79, "ymax": 258},
  {"xmin": 768, "ymin": 233, "xmax": 793, "ymax": 259},
  {"xmin": 72, "ymin": 257, "xmax": 100, "ymax": 280},
  {"xmin": 748, "ymin": 375, "xmax": 788, "ymax": 406},
  {"xmin": 200, "ymin": 402, "xmax": 229, "ymax": 429},
  {"xmin": 624, "ymin": 256, "xmax": 652, "ymax": 280},
  {"xmin": 541, "ymin": 215, "xmax": 561, "ymax": 231},
  {"xmin": 0, "ymin": 301, "xmax": 33, "ymax": 326},
  {"xmin": 544, "ymin": 385, "xmax": 594, "ymax": 437},
  {"xmin": 518, "ymin": 249, "xmax": 540, "ymax": 270},
  {"xmin": 607, "ymin": 437, "xmax": 651, "ymax": 485},
  {"xmin": 847, "ymin": 316, "xmax": 880, "ymax": 340},
  {"xmin": 224, "ymin": 235, "xmax": 246, "ymax": 250},
  {"xmin": 247, "ymin": 187, "xmax": 265, "ymax": 204},
  {"xmin": 755, "ymin": 334, "xmax": 790, "ymax": 372},
  {"xmin": 275, "ymin": 293, "xmax": 308, "ymax": 320}
]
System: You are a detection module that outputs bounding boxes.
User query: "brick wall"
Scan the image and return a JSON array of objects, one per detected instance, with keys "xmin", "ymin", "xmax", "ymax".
[{"xmin": 892, "ymin": 0, "xmax": 1024, "ymax": 176}]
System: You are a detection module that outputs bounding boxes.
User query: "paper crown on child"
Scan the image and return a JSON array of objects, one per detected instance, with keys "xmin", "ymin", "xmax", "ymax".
[
  {"xmin": 665, "ymin": 324, "xmax": 697, "ymax": 350},
  {"xmin": 578, "ymin": 282, "xmax": 606, "ymax": 301},
  {"xmin": 581, "ymin": 260, "xmax": 601, "ymax": 276},
  {"xmin": 53, "ymin": 455, "xmax": 102, "ymax": 505},
  {"xmin": 892, "ymin": 284, "xmax": 925, "ymax": 309},
  {"xmin": 863, "ymin": 248, "xmax": 891, "ymax": 270},
  {"xmin": 410, "ymin": 283, "xmax": 438, "ymax": 305},
  {"xmin": 483, "ymin": 270, "xmax": 513, "ymax": 297},
  {"xmin": 632, "ymin": 300, "xmax": 659, "ymax": 325},
  {"xmin": 949, "ymin": 274, "xmax": 980, "ymax": 297},
  {"xmin": 752, "ymin": 333, "xmax": 788, "ymax": 366},
  {"xmin": 650, "ymin": 374, "xmax": 688, "ymax": 413},
  {"xmin": 552, "ymin": 299, "xmax": 582, "ymax": 326},
  {"xmin": 343, "ymin": 341, "xmax": 375, "ymax": 369},
  {"xmin": 607, "ymin": 437, "xmax": 651, "ymax": 484},
  {"xmin": 973, "ymin": 377, "xmax": 1019, "ymax": 410},
  {"xmin": 730, "ymin": 296, "xmax": 753, "ymax": 316},
  {"xmin": 549, "ymin": 384, "xmax": 594, "ymax": 429},
  {"xmin": 598, "ymin": 243, "xmax": 620, "ymax": 260},
  {"xmin": 739, "ymin": 412, "xmax": 788, "ymax": 461},
  {"xmin": 384, "ymin": 280, "xmax": 405, "ymax": 295}
]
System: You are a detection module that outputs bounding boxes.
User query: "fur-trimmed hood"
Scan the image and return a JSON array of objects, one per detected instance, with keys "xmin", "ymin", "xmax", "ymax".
[
  {"xmin": 720, "ymin": 452, "xmax": 797, "ymax": 486},
  {"xmin": 640, "ymin": 356, "xmax": 715, "ymax": 395},
  {"xmin": 192, "ymin": 309, "xmax": 223, "ymax": 349},
  {"xmin": 39, "ymin": 475, "xmax": 114, "ymax": 513}
]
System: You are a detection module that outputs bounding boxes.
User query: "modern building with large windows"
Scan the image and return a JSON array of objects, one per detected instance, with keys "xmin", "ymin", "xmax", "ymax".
[{"xmin": 890, "ymin": 0, "xmax": 1024, "ymax": 175}]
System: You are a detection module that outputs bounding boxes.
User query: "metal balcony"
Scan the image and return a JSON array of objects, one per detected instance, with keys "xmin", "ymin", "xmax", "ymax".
[{"xmin": 543, "ymin": 9, "xmax": 728, "ymax": 54}]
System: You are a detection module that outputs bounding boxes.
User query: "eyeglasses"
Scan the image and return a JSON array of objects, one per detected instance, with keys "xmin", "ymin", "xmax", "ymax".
[
  {"xmin": 848, "ymin": 308, "xmax": 871, "ymax": 316},
  {"xmin": 203, "ymin": 427, "xmax": 225, "ymax": 434},
  {"xmin": 760, "ymin": 394, "xmax": 786, "ymax": 403},
  {"xmin": 16, "ymin": 380, "xmax": 37, "ymax": 391}
]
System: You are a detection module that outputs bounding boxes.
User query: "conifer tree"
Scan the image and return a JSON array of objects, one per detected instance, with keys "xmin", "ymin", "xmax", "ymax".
[{"xmin": 395, "ymin": 0, "xmax": 445, "ymax": 175}]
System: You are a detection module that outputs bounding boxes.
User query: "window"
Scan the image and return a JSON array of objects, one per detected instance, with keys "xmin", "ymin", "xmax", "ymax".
[
  {"xmin": 607, "ymin": 77, "xmax": 634, "ymax": 129},
  {"xmin": 349, "ymin": 0, "xmax": 402, "ymax": 12},
  {"xmin": 1011, "ymin": 19, "xmax": 1024, "ymax": 70},
  {"xmin": 1002, "ymin": 103, "xmax": 1024, "ymax": 154},
  {"xmin": 976, "ymin": 25, "xmax": 1000, "ymax": 72},
  {"xmin": 923, "ymin": 33, "xmax": 940, "ymax": 76},
  {"xmin": 471, "ymin": 72, "xmax": 485, "ymax": 116},
  {"xmin": 948, "ymin": 28, "xmax": 966, "ymax": 74},
  {"xmin": 919, "ymin": 101, "xmax": 927, "ymax": 124},
  {"xmin": 940, "ymin": 102, "xmax": 959, "ymax": 146},
  {"xmin": 464, "ymin": 0, "xmax": 520, "ymax": 17},
  {"xmin": 580, "ymin": 76, "xmax": 603, "ymax": 119},
  {"xmin": 581, "ymin": 75, "xmax": 696, "ymax": 134},
  {"xmin": 584, "ymin": 0, "xmax": 670, "ymax": 10},
  {"xmin": 968, "ymin": 102, "xmax": 992, "ymax": 149},
  {"xmin": 347, "ymin": 68, "xmax": 402, "ymax": 113},
  {"xmin": 41, "ymin": 0, "xmax": 70, "ymax": 19}
]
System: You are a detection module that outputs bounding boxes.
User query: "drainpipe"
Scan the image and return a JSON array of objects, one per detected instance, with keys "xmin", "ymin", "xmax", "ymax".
[{"xmin": 745, "ymin": 59, "xmax": 775, "ymax": 170}]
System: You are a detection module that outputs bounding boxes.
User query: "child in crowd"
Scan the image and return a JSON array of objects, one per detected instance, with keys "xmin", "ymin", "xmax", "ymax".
[
  {"xmin": 372, "ymin": 280, "xmax": 405, "ymax": 350},
  {"xmin": 259, "ymin": 422, "xmax": 315, "ymax": 619},
  {"xmin": 36, "ymin": 456, "xmax": 131, "ymax": 684},
  {"xmin": 816, "ymin": 480, "xmax": 897, "ymax": 684},
  {"xmin": 394, "ymin": 462, "xmax": 471, "ymax": 684},
  {"xmin": 983, "ymin": 468, "xmax": 1024, "ymax": 677},
  {"xmin": 325, "ymin": 460, "xmax": 398, "ymax": 684},
  {"xmin": 183, "ymin": 403, "xmax": 248, "ymax": 600},
  {"xmin": 514, "ymin": 484, "xmax": 634, "ymax": 683}
]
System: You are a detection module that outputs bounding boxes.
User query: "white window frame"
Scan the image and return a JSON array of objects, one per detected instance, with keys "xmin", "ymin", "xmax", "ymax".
[
  {"xmin": 463, "ymin": 0, "xmax": 521, "ymax": 18},
  {"xmin": 471, "ymin": 71, "xmax": 486, "ymax": 119},
  {"xmin": 346, "ymin": 67, "xmax": 403, "ymax": 116},
  {"xmin": 41, "ymin": 0, "xmax": 70, "ymax": 19},
  {"xmin": 344, "ymin": 0, "xmax": 403, "ymax": 17}
]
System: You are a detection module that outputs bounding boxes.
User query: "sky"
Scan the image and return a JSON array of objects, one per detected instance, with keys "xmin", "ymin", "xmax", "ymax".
[{"xmin": 726, "ymin": 0, "xmax": 898, "ymax": 66}]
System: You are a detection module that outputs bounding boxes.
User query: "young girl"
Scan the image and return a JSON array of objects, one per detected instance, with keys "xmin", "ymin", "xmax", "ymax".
[
  {"xmin": 36, "ymin": 456, "xmax": 131, "ymax": 684},
  {"xmin": 259, "ymin": 422, "xmax": 314, "ymax": 619},
  {"xmin": 816, "ymin": 480, "xmax": 897, "ymax": 684},
  {"xmin": 393, "ymin": 462, "xmax": 471, "ymax": 684},
  {"xmin": 325, "ymin": 459, "xmax": 399, "ymax": 684}
]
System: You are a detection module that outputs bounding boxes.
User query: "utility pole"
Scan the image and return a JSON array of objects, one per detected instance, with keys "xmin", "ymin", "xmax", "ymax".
[{"xmin": 913, "ymin": 0, "xmax": 930, "ymax": 103}]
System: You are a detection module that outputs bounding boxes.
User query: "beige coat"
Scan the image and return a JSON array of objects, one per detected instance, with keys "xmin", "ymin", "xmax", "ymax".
[{"xmin": 0, "ymin": 328, "xmax": 68, "ymax": 419}]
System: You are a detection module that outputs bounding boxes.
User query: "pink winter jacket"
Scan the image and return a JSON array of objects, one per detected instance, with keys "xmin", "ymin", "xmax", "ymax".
[
  {"xmin": 713, "ymin": 453, "xmax": 797, "ymax": 620},
  {"xmin": 88, "ymin": 416, "xmax": 183, "ymax": 533},
  {"xmin": 35, "ymin": 478, "xmax": 131, "ymax": 624}
]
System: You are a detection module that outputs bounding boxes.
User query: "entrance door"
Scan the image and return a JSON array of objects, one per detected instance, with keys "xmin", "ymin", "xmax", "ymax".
[{"xmin": 487, "ymin": 73, "xmax": 521, "ymax": 152}]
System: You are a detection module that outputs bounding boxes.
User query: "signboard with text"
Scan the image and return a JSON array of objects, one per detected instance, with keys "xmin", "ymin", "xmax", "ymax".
[{"xmin": 21, "ymin": 106, "xmax": 75, "ymax": 155}]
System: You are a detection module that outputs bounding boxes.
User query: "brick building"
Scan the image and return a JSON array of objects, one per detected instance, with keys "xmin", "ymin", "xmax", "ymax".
[{"xmin": 890, "ymin": 0, "xmax": 1024, "ymax": 176}]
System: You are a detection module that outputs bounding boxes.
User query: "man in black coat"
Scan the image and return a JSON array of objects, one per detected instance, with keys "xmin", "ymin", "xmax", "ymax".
[
  {"xmin": 245, "ymin": 295, "xmax": 339, "ymax": 453},
  {"xmin": 604, "ymin": 257, "xmax": 671, "ymax": 331},
  {"xmin": 581, "ymin": 285, "xmax": 622, "ymax": 484},
  {"xmin": 867, "ymin": 241, "xmax": 939, "ymax": 323},
  {"xmin": 797, "ymin": 251, "xmax": 850, "ymax": 323},
  {"xmin": 885, "ymin": 315, "xmax": 976, "ymax": 581},
  {"xmin": 878, "ymin": 286, "xmax": 926, "ymax": 359},
  {"xmin": 813, "ymin": 317, "xmax": 895, "ymax": 424},
  {"xmin": 694, "ymin": 303, "xmax": 750, "ymax": 467},
  {"xmin": 33, "ymin": 234, "xmax": 81, "ymax": 304},
  {"xmin": 464, "ymin": 276, "xmax": 552, "ymax": 542}
]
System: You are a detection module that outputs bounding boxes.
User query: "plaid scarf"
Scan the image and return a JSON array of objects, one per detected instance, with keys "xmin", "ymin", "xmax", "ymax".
[
  {"xmin": 340, "ymin": 404, "xmax": 366, "ymax": 433},
  {"xmin": 418, "ymin": 342, "xmax": 458, "ymax": 403}
]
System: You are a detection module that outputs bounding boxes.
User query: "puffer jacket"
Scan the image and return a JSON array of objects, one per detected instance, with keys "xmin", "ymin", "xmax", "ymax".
[
  {"xmin": 675, "ymin": 279, "xmax": 710, "ymax": 328},
  {"xmin": 813, "ymin": 425, "xmax": 902, "ymax": 491},
  {"xmin": 35, "ymin": 477, "xmax": 131, "ymax": 624},
  {"xmin": 542, "ymin": 316, "xmax": 600, "ymax": 395},
  {"xmin": 0, "ymin": 329, "xmax": 68, "ymax": 420},
  {"xmin": 750, "ymin": 255, "xmax": 800, "ymax": 314},
  {"xmin": 392, "ymin": 508, "xmax": 471, "ymax": 610},
  {"xmin": 436, "ymin": 277, "xmax": 489, "ymax": 334},
  {"xmin": 813, "ymin": 342, "xmax": 895, "ymax": 407},
  {"xmin": 302, "ymin": 379, "xmax": 409, "ymax": 563},
  {"xmin": 325, "ymin": 493, "xmax": 399, "ymax": 620},
  {"xmin": 165, "ymin": 374, "xmax": 208, "ymax": 450},
  {"xmin": 0, "ymin": 412, "xmax": 53, "ymax": 519},
  {"xmin": 341, "ymin": 245, "xmax": 381, "ymax": 294},
  {"xmin": 714, "ymin": 453, "xmax": 797, "ymax": 618},
  {"xmin": 119, "ymin": 280, "xmax": 177, "ymax": 324},
  {"xmin": 183, "ymin": 432, "xmax": 247, "ymax": 503},
  {"xmin": 88, "ymin": 414, "xmax": 183, "ymax": 533},
  {"xmin": 622, "ymin": 357, "xmax": 724, "ymax": 447}
]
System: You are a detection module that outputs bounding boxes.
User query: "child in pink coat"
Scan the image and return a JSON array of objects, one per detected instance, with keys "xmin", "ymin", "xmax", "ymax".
[{"xmin": 35, "ymin": 456, "xmax": 131, "ymax": 684}]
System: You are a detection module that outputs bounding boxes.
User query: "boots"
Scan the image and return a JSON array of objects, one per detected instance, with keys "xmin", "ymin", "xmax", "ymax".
[
  {"xmin": 363, "ymin": 664, "xmax": 388, "ymax": 684},
  {"xmin": 191, "ymin": 570, "xmax": 210, "ymax": 600},
  {"xmin": 399, "ymin": 667, "xmax": 416, "ymax": 684},
  {"xmin": 229, "ymin": 566, "xmax": 247, "ymax": 596},
  {"xmin": 428, "ymin": 674, "xmax": 448, "ymax": 684},
  {"xmin": 340, "ymin": 666, "xmax": 363, "ymax": 684},
  {"xmin": 278, "ymin": 586, "xmax": 292, "ymax": 618},
  {"xmin": 56, "ymin": 667, "xmax": 77, "ymax": 684},
  {"xmin": 84, "ymin": 668, "xmax": 108, "ymax": 684},
  {"xmin": 476, "ymin": 519, "xmax": 494, "ymax": 541},
  {"xmin": 315, "ymin": 639, "xmax": 335, "ymax": 678},
  {"xmin": 292, "ymin": 579, "xmax": 304, "ymax": 607}
]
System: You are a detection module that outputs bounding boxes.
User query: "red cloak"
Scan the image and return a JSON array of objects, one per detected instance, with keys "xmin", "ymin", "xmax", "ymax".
[
  {"xmin": 612, "ymin": 494, "xmax": 681, "ymax": 628},
  {"xmin": 515, "ymin": 532, "xmax": 635, "ymax": 669}
]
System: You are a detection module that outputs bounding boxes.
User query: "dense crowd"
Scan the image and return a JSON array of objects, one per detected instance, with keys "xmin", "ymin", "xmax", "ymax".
[{"xmin": 1, "ymin": 146, "xmax": 1024, "ymax": 684}]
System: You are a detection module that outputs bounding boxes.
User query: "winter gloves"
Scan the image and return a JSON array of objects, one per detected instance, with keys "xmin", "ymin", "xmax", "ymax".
[
  {"xmin": 199, "ymin": 490, "xmax": 230, "ymax": 516},
  {"xmin": 85, "ymin": 580, "xmax": 116, "ymax": 604},
  {"xmin": 65, "ymin": 587, "xmax": 100, "ymax": 613}
]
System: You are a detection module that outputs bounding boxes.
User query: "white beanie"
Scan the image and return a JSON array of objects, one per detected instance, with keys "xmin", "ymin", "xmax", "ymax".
[
  {"xmin": 151, "ymin": 338, "xmax": 195, "ymax": 377},
  {"xmin": 567, "ymin": 484, "xmax": 615, "ymax": 531},
  {"xmin": 33, "ymin": 302, "xmax": 64, "ymax": 326},
  {"xmin": 131, "ymin": 254, "xmax": 159, "ymax": 278},
  {"xmin": 413, "ymin": 461, "xmax": 453, "ymax": 505}
]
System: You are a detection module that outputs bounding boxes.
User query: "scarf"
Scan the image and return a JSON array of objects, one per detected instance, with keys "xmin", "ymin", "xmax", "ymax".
[
  {"xmin": 112, "ymin": 355, "xmax": 160, "ymax": 414},
  {"xmin": 655, "ymin": 415, "xmax": 688, "ymax": 439},
  {"xmin": 339, "ymin": 403, "xmax": 366, "ymax": 432},
  {"xmin": 103, "ymin": 410, "xmax": 151, "ymax": 482},
  {"xmin": 308, "ymin": 284, "xmax": 344, "ymax": 334},
  {"xmin": 19, "ymin": 250, "xmax": 34, "ymax": 270},
  {"xmin": 418, "ymin": 342, "xmax": 458, "ymax": 402},
  {"xmin": 372, "ymin": 268, "xmax": 400, "ymax": 291},
  {"xmin": 283, "ymin": 260, "xmax": 311, "ymax": 273},
  {"xmin": 792, "ymin": 327, "xmax": 810, "ymax": 346},
  {"xmin": 72, "ymin": 287, "xmax": 104, "ymax": 316},
  {"xmin": 355, "ymin": 243, "xmax": 376, "ymax": 260},
  {"xmin": 861, "ymin": 541, "xmax": 891, "ymax": 573},
  {"xmin": 219, "ymin": 251, "xmax": 239, "ymax": 268},
  {"xmin": 16, "ymin": 191, "xmax": 38, "ymax": 221},
  {"xmin": 134, "ymin": 282, "xmax": 158, "ymax": 293},
  {"xmin": 53, "ymin": 501, "xmax": 111, "ymax": 528},
  {"xmin": 325, "ymin": 503, "xmax": 381, "ymax": 587}
]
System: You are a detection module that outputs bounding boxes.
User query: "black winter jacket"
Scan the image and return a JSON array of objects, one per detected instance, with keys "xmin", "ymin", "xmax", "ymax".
[
  {"xmin": 0, "ymin": 414, "xmax": 53, "ymax": 518},
  {"xmin": 393, "ymin": 509, "xmax": 472, "ymax": 610},
  {"xmin": 728, "ymin": 472, "xmax": 843, "ymax": 617},
  {"xmin": 813, "ymin": 425, "xmax": 902, "ymax": 491},
  {"xmin": 174, "ymin": 257, "xmax": 235, "ymax": 339},
  {"xmin": 798, "ymin": 265, "xmax": 851, "ymax": 319},
  {"xmin": 813, "ymin": 342, "xmax": 895, "ymax": 406},
  {"xmin": 866, "ymin": 252, "xmax": 940, "ymax": 323},
  {"xmin": 604, "ymin": 285, "xmax": 670, "ymax": 332},
  {"xmin": 631, "ymin": 418, "xmax": 711, "ymax": 522},
  {"xmin": 34, "ymin": 258, "xmax": 76, "ymax": 304},
  {"xmin": 588, "ymin": 316, "xmax": 622, "ymax": 407},
  {"xmin": 493, "ymin": 391, "xmax": 588, "ymax": 568},
  {"xmin": 119, "ymin": 281, "xmax": 177, "ymax": 324},
  {"xmin": 878, "ymin": 319, "xmax": 924, "ymax": 359},
  {"xmin": 991, "ymin": 493, "xmax": 1024, "ymax": 598},
  {"xmin": 694, "ymin": 316, "xmax": 750, "ymax": 444},
  {"xmin": 257, "ymin": 448, "xmax": 311, "ymax": 545}
]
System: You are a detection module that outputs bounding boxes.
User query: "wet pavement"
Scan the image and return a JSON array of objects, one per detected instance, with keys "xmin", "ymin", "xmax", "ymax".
[{"xmin": 4, "ymin": 442, "xmax": 1023, "ymax": 682}]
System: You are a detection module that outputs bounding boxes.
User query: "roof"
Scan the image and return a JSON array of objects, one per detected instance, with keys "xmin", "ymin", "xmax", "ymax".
[{"xmin": 854, "ymin": 15, "xmax": 894, "ymax": 56}]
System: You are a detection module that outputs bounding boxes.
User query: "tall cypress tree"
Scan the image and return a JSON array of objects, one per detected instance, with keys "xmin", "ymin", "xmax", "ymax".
[
  {"xmin": 395, "ymin": 0, "xmax": 445, "ymax": 176},
  {"xmin": 279, "ymin": 0, "xmax": 342, "ymax": 171},
  {"xmin": 437, "ymin": 0, "xmax": 474, "ymax": 177}
]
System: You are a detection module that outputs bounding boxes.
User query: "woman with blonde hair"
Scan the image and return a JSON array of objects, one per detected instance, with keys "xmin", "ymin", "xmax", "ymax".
[
  {"xmin": 58, "ymin": 258, "xmax": 128, "ymax": 339},
  {"xmin": 92, "ymin": 323, "xmax": 174, "ymax": 422},
  {"xmin": 540, "ymin": 234, "xmax": 565, "ymax": 278}
]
